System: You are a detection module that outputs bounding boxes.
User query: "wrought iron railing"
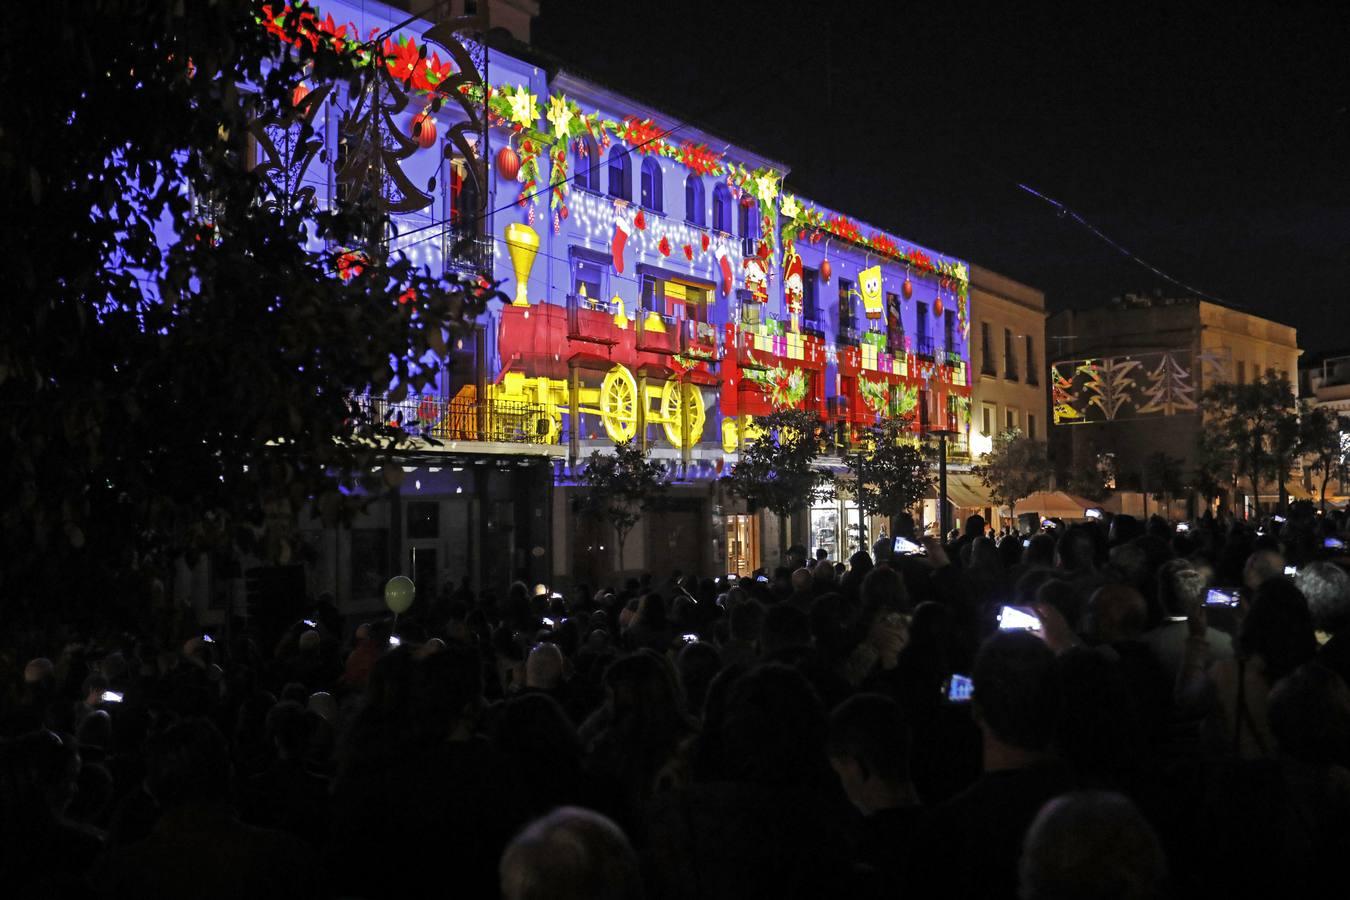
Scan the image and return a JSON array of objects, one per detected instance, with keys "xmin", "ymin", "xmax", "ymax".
[
  {"xmin": 914, "ymin": 337, "xmax": 935, "ymax": 358},
  {"xmin": 355, "ymin": 393, "xmax": 555, "ymax": 445},
  {"xmin": 442, "ymin": 228, "xmax": 493, "ymax": 276}
]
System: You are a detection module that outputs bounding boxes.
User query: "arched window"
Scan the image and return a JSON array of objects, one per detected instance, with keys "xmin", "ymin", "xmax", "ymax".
[
  {"xmin": 607, "ymin": 147, "xmax": 631, "ymax": 201},
  {"xmin": 738, "ymin": 198, "xmax": 757, "ymax": 241},
  {"xmin": 640, "ymin": 157, "xmax": 663, "ymax": 212},
  {"xmin": 684, "ymin": 174, "xmax": 705, "ymax": 227},
  {"xmin": 712, "ymin": 183, "xmax": 732, "ymax": 234},
  {"xmin": 574, "ymin": 134, "xmax": 600, "ymax": 192}
]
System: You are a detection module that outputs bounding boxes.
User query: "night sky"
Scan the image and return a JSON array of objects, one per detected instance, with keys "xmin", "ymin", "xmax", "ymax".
[{"xmin": 532, "ymin": 1, "xmax": 1350, "ymax": 354}]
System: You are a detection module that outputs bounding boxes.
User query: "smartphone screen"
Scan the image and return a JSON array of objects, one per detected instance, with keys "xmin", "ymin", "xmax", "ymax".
[
  {"xmin": 893, "ymin": 536, "xmax": 926, "ymax": 555},
  {"xmin": 1176, "ymin": 523, "xmax": 1191, "ymax": 533},
  {"xmin": 1284, "ymin": 566, "xmax": 1297, "ymax": 577},
  {"xmin": 1085, "ymin": 508, "xmax": 1102, "ymax": 520},
  {"xmin": 542, "ymin": 617, "xmax": 556, "ymax": 628},
  {"xmin": 998, "ymin": 606, "xmax": 1042, "ymax": 633},
  {"xmin": 1325, "ymin": 537, "xmax": 1345, "ymax": 550},
  {"xmin": 303, "ymin": 619, "xmax": 317, "ymax": 628},
  {"xmin": 682, "ymin": 633, "xmax": 698, "ymax": 644},
  {"xmin": 944, "ymin": 674, "xmax": 974, "ymax": 703},
  {"xmin": 101, "ymin": 690, "xmax": 123, "ymax": 704},
  {"xmin": 1204, "ymin": 588, "xmax": 1240, "ymax": 608},
  {"xmin": 388, "ymin": 635, "xmax": 402, "ymax": 647},
  {"xmin": 1022, "ymin": 538, "xmax": 1031, "ymax": 548}
]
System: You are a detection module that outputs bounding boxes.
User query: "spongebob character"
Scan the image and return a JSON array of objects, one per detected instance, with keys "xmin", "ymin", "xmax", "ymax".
[{"xmin": 858, "ymin": 265, "xmax": 884, "ymax": 319}]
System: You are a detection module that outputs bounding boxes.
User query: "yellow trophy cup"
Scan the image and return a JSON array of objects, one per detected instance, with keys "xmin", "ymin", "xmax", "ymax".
[{"xmin": 504, "ymin": 222, "xmax": 539, "ymax": 307}]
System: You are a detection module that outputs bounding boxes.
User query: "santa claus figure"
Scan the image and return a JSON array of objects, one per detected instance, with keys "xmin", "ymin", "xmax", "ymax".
[
  {"xmin": 783, "ymin": 250, "xmax": 804, "ymax": 332},
  {"xmin": 743, "ymin": 253, "xmax": 769, "ymax": 306}
]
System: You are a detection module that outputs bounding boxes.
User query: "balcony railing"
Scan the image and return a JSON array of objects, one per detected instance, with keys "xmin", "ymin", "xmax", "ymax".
[
  {"xmin": 354, "ymin": 393, "xmax": 554, "ymax": 445},
  {"xmin": 443, "ymin": 228, "xmax": 493, "ymax": 277},
  {"xmin": 914, "ymin": 337, "xmax": 935, "ymax": 358}
]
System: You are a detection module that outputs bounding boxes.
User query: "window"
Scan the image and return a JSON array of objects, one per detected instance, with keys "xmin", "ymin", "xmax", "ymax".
[
  {"xmin": 981, "ymin": 403, "xmax": 995, "ymax": 436},
  {"xmin": 570, "ymin": 248, "xmax": 608, "ymax": 306},
  {"xmin": 916, "ymin": 302, "xmax": 930, "ymax": 353},
  {"xmin": 918, "ymin": 389, "xmax": 931, "ymax": 429},
  {"xmin": 1025, "ymin": 334, "xmax": 1038, "ymax": 385},
  {"xmin": 803, "ymin": 267, "xmax": 819, "ymax": 324},
  {"xmin": 981, "ymin": 322, "xmax": 995, "ymax": 375},
  {"xmin": 1004, "ymin": 328, "xmax": 1018, "ymax": 380},
  {"xmin": 838, "ymin": 278, "xmax": 854, "ymax": 329},
  {"xmin": 885, "ymin": 291, "xmax": 904, "ymax": 353},
  {"xmin": 574, "ymin": 134, "xmax": 600, "ymax": 191},
  {"xmin": 712, "ymin": 184, "xmax": 732, "ymax": 233},
  {"xmin": 1006, "ymin": 408, "xmax": 1019, "ymax": 431},
  {"xmin": 1027, "ymin": 413, "xmax": 1037, "ymax": 440},
  {"xmin": 640, "ymin": 157, "xmax": 663, "ymax": 212},
  {"xmin": 684, "ymin": 174, "xmax": 705, "ymax": 227},
  {"xmin": 607, "ymin": 147, "xmax": 631, "ymax": 201},
  {"xmin": 738, "ymin": 198, "xmax": 757, "ymax": 242},
  {"xmin": 943, "ymin": 309, "xmax": 955, "ymax": 355},
  {"xmin": 1237, "ymin": 360, "xmax": 1246, "ymax": 384}
]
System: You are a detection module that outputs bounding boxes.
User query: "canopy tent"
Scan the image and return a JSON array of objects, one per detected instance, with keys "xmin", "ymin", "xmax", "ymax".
[{"xmin": 1013, "ymin": 490, "xmax": 1097, "ymax": 521}]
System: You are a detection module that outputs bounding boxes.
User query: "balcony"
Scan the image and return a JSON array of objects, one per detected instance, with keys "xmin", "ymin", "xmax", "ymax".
[
  {"xmin": 914, "ymin": 337, "xmax": 935, "ymax": 359},
  {"xmin": 681, "ymin": 318, "xmax": 720, "ymax": 359},
  {"xmin": 354, "ymin": 393, "xmax": 554, "ymax": 445},
  {"xmin": 442, "ymin": 227, "xmax": 492, "ymax": 277},
  {"xmin": 567, "ymin": 293, "xmax": 619, "ymax": 347},
  {"xmin": 635, "ymin": 307, "xmax": 680, "ymax": 355}
]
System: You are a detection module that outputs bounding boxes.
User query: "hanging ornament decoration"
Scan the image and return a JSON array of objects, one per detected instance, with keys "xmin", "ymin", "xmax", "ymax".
[
  {"xmin": 933, "ymin": 292, "xmax": 944, "ymax": 317},
  {"xmin": 820, "ymin": 257, "xmax": 832, "ymax": 282},
  {"xmin": 496, "ymin": 145, "xmax": 520, "ymax": 181},
  {"xmin": 658, "ymin": 235, "xmax": 672, "ymax": 257},
  {"xmin": 634, "ymin": 209, "xmax": 647, "ymax": 231},
  {"xmin": 682, "ymin": 243, "xmax": 694, "ymax": 261},
  {"xmin": 700, "ymin": 233, "xmax": 710, "ymax": 252},
  {"xmin": 902, "ymin": 273, "xmax": 914, "ymax": 300},
  {"xmin": 560, "ymin": 206, "xmax": 569, "ymax": 220},
  {"xmin": 291, "ymin": 81, "xmax": 311, "ymax": 107},
  {"xmin": 410, "ymin": 109, "xmax": 437, "ymax": 150},
  {"xmin": 553, "ymin": 210, "xmax": 561, "ymax": 234}
]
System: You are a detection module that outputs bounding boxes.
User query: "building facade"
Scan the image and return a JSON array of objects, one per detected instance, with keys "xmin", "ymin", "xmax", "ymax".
[
  {"xmin": 1047, "ymin": 294, "xmax": 1301, "ymax": 517},
  {"xmin": 239, "ymin": 0, "xmax": 1007, "ymax": 616}
]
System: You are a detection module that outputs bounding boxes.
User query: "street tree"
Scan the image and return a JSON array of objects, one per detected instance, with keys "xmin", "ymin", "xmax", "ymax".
[
  {"xmin": 574, "ymin": 440, "xmax": 670, "ymax": 571},
  {"xmin": 1193, "ymin": 427, "xmax": 1238, "ymax": 514},
  {"xmin": 722, "ymin": 408, "xmax": 832, "ymax": 562},
  {"xmin": 1301, "ymin": 403, "xmax": 1349, "ymax": 512},
  {"xmin": 972, "ymin": 429, "xmax": 1051, "ymax": 527},
  {"xmin": 845, "ymin": 417, "xmax": 934, "ymax": 539},
  {"xmin": 1201, "ymin": 372, "xmax": 1300, "ymax": 515},
  {"xmin": 0, "ymin": 2, "xmax": 493, "ymax": 624},
  {"xmin": 1142, "ymin": 450, "xmax": 1187, "ymax": 517}
]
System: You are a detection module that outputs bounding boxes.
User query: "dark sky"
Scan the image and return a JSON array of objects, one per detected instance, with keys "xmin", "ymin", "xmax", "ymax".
[{"xmin": 532, "ymin": 1, "xmax": 1350, "ymax": 353}]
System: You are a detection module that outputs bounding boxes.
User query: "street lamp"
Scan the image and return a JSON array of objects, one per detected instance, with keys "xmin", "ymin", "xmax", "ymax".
[{"xmin": 928, "ymin": 428, "xmax": 960, "ymax": 539}]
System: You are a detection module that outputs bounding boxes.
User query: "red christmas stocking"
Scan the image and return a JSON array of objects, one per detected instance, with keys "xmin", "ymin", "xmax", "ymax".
[
  {"xmin": 612, "ymin": 211, "xmax": 631, "ymax": 273},
  {"xmin": 715, "ymin": 244, "xmax": 734, "ymax": 297}
]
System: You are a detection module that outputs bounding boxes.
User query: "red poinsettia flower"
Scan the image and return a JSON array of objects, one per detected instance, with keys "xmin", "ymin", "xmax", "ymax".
[
  {"xmin": 383, "ymin": 36, "xmax": 420, "ymax": 83},
  {"xmin": 658, "ymin": 236, "xmax": 671, "ymax": 257},
  {"xmin": 682, "ymin": 243, "xmax": 693, "ymax": 260}
]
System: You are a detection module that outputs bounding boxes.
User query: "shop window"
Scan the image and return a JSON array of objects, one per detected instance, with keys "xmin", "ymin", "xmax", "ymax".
[{"xmin": 684, "ymin": 174, "xmax": 705, "ymax": 226}]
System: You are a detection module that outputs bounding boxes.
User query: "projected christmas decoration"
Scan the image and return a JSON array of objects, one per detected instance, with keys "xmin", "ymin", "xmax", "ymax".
[{"xmin": 1137, "ymin": 353, "xmax": 1197, "ymax": 416}]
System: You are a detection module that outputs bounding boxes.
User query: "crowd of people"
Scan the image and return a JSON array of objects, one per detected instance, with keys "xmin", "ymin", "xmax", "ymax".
[{"xmin": 3, "ymin": 505, "xmax": 1350, "ymax": 898}]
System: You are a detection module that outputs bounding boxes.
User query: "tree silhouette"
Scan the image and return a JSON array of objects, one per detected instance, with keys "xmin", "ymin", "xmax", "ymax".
[
  {"xmin": 845, "ymin": 416, "xmax": 934, "ymax": 538},
  {"xmin": 973, "ymin": 429, "xmax": 1051, "ymax": 528},
  {"xmin": 574, "ymin": 440, "xmax": 670, "ymax": 570},
  {"xmin": 721, "ymin": 408, "xmax": 831, "ymax": 562}
]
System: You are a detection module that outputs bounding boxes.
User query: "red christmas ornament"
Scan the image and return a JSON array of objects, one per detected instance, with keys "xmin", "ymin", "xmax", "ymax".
[
  {"xmin": 682, "ymin": 243, "xmax": 693, "ymax": 260},
  {"xmin": 496, "ymin": 145, "xmax": 520, "ymax": 181},
  {"xmin": 410, "ymin": 110, "xmax": 436, "ymax": 149},
  {"xmin": 635, "ymin": 209, "xmax": 647, "ymax": 231},
  {"xmin": 560, "ymin": 206, "xmax": 569, "ymax": 220},
  {"xmin": 820, "ymin": 258, "xmax": 832, "ymax": 282},
  {"xmin": 933, "ymin": 296, "xmax": 944, "ymax": 317},
  {"xmin": 700, "ymin": 233, "xmax": 710, "ymax": 252},
  {"xmin": 902, "ymin": 275, "xmax": 914, "ymax": 300},
  {"xmin": 658, "ymin": 235, "xmax": 671, "ymax": 257},
  {"xmin": 291, "ymin": 82, "xmax": 311, "ymax": 107}
]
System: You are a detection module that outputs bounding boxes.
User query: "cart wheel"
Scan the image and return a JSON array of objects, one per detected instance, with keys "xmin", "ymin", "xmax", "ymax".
[
  {"xmin": 599, "ymin": 365, "xmax": 638, "ymax": 443},
  {"xmin": 660, "ymin": 381, "xmax": 707, "ymax": 448}
]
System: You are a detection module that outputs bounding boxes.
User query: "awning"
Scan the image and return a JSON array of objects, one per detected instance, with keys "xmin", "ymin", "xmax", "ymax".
[
  {"xmin": 930, "ymin": 472, "xmax": 993, "ymax": 509},
  {"xmin": 1016, "ymin": 490, "xmax": 1095, "ymax": 520}
]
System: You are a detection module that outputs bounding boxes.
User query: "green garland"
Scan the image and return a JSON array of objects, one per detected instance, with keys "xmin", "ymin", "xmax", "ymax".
[{"xmin": 745, "ymin": 365, "xmax": 808, "ymax": 409}]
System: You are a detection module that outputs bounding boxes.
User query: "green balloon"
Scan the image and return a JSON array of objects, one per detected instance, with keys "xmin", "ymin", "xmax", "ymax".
[{"xmin": 385, "ymin": 575, "xmax": 416, "ymax": 614}]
